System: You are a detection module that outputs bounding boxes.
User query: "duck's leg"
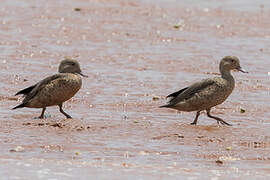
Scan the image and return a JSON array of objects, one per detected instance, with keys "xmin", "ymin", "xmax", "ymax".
[
  {"xmin": 190, "ymin": 111, "xmax": 201, "ymax": 125},
  {"xmin": 206, "ymin": 109, "xmax": 232, "ymax": 126},
  {"xmin": 58, "ymin": 104, "xmax": 72, "ymax": 119},
  {"xmin": 38, "ymin": 108, "xmax": 46, "ymax": 119}
]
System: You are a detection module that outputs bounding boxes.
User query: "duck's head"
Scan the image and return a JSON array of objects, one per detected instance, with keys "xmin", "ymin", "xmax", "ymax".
[
  {"xmin": 58, "ymin": 58, "xmax": 88, "ymax": 77},
  {"xmin": 220, "ymin": 56, "xmax": 248, "ymax": 73}
]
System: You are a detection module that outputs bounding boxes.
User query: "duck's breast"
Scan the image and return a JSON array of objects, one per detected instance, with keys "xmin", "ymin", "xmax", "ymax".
[{"xmin": 197, "ymin": 77, "xmax": 234, "ymax": 110}]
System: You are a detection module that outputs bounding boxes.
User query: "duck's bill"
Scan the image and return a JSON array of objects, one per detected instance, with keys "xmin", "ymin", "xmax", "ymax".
[
  {"xmin": 236, "ymin": 66, "xmax": 248, "ymax": 73},
  {"xmin": 78, "ymin": 72, "xmax": 88, "ymax": 77}
]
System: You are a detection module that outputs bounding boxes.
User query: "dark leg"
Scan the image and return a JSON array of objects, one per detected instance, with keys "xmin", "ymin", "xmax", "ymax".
[
  {"xmin": 190, "ymin": 111, "xmax": 201, "ymax": 125},
  {"xmin": 206, "ymin": 109, "xmax": 232, "ymax": 126},
  {"xmin": 59, "ymin": 104, "xmax": 72, "ymax": 119},
  {"xmin": 38, "ymin": 108, "xmax": 46, "ymax": 119}
]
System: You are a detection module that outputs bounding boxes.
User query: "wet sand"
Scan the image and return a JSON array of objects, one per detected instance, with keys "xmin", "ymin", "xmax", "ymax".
[{"xmin": 1, "ymin": 0, "xmax": 270, "ymax": 179}]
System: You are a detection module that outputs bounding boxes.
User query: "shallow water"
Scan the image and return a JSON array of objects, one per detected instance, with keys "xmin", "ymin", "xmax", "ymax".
[{"xmin": 1, "ymin": 0, "xmax": 270, "ymax": 179}]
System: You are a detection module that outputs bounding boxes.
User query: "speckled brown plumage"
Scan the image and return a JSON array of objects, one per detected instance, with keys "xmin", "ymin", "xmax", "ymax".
[
  {"xmin": 160, "ymin": 56, "xmax": 247, "ymax": 126},
  {"xmin": 13, "ymin": 58, "xmax": 87, "ymax": 119}
]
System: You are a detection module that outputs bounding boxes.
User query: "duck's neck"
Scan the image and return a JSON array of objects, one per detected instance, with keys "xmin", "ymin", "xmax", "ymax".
[
  {"xmin": 59, "ymin": 71, "xmax": 75, "ymax": 74},
  {"xmin": 219, "ymin": 64, "xmax": 235, "ymax": 91},
  {"xmin": 220, "ymin": 66, "xmax": 233, "ymax": 80}
]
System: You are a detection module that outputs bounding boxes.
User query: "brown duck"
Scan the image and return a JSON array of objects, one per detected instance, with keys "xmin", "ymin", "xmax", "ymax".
[
  {"xmin": 160, "ymin": 56, "xmax": 247, "ymax": 126},
  {"xmin": 13, "ymin": 58, "xmax": 87, "ymax": 119}
]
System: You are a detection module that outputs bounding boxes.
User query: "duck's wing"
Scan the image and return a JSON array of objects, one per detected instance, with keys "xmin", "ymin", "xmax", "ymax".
[
  {"xmin": 166, "ymin": 87, "xmax": 188, "ymax": 100},
  {"xmin": 167, "ymin": 78, "xmax": 216, "ymax": 106},
  {"xmin": 22, "ymin": 74, "xmax": 65, "ymax": 104},
  {"xmin": 15, "ymin": 84, "xmax": 37, "ymax": 96}
]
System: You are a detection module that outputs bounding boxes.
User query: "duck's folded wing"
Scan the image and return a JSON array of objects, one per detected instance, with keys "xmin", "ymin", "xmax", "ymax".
[
  {"xmin": 15, "ymin": 84, "xmax": 37, "ymax": 96},
  {"xmin": 168, "ymin": 78, "xmax": 216, "ymax": 106},
  {"xmin": 22, "ymin": 74, "xmax": 65, "ymax": 103},
  {"xmin": 167, "ymin": 87, "xmax": 188, "ymax": 99}
]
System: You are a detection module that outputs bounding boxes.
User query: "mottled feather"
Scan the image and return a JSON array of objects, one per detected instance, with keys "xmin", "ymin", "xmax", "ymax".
[
  {"xmin": 168, "ymin": 79, "xmax": 215, "ymax": 106},
  {"xmin": 21, "ymin": 74, "xmax": 65, "ymax": 104}
]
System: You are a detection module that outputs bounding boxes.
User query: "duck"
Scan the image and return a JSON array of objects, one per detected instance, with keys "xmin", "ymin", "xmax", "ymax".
[
  {"xmin": 13, "ymin": 58, "xmax": 87, "ymax": 119},
  {"xmin": 160, "ymin": 56, "xmax": 247, "ymax": 126}
]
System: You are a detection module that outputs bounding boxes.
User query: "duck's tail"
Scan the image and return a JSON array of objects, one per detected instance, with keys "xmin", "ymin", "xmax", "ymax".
[{"xmin": 12, "ymin": 103, "xmax": 25, "ymax": 110}]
